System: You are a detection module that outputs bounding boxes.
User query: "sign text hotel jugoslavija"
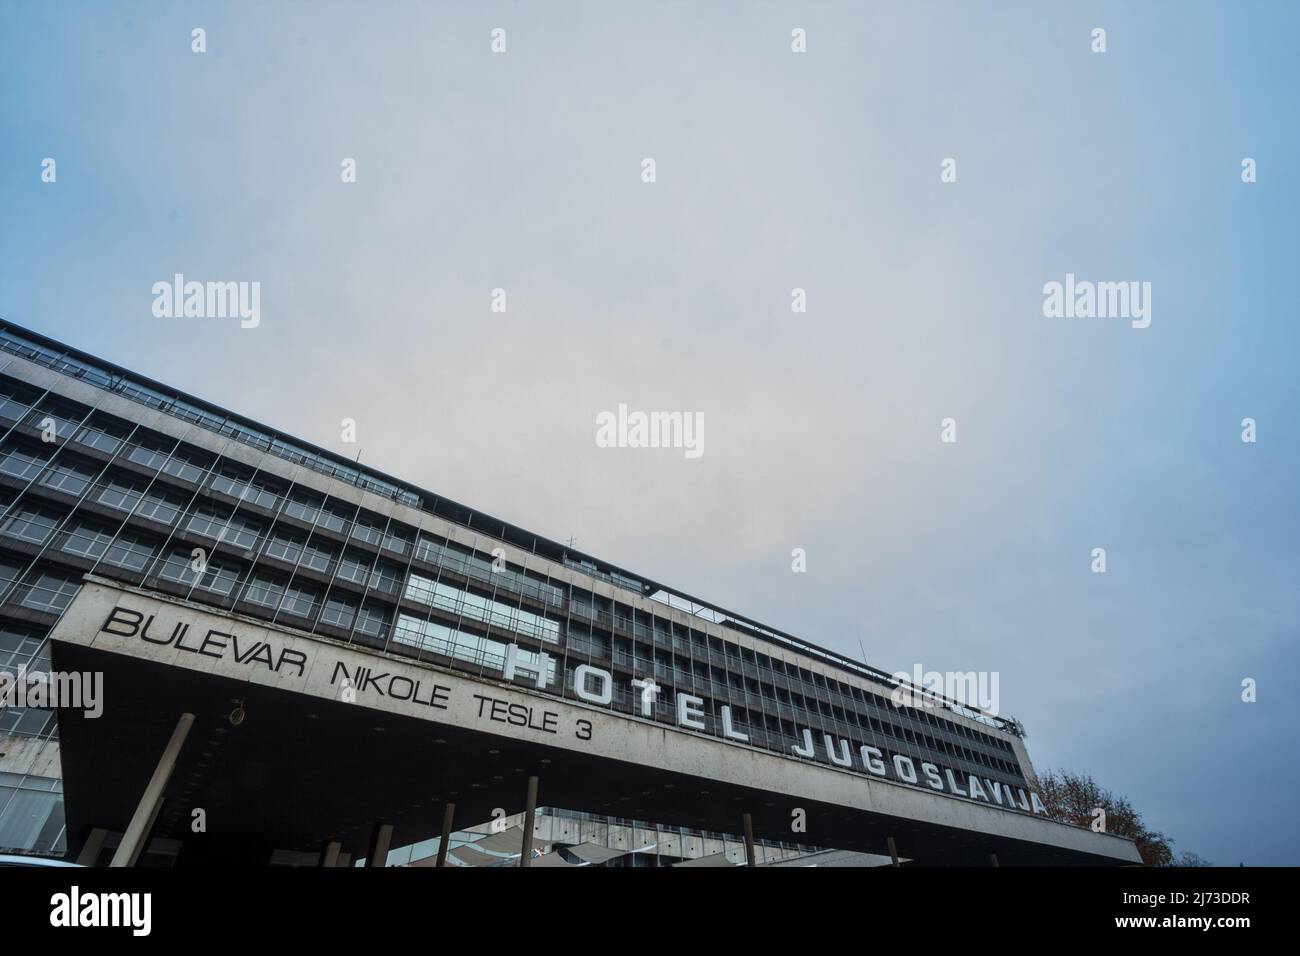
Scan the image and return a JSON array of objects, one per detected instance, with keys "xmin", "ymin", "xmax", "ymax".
[{"xmin": 99, "ymin": 600, "xmax": 1046, "ymax": 815}]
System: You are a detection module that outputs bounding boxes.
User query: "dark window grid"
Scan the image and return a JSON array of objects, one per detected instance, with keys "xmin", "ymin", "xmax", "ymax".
[
  {"xmin": 0, "ymin": 382, "xmax": 40, "ymax": 429},
  {"xmin": 285, "ymin": 495, "xmax": 399, "ymax": 638},
  {"xmin": 271, "ymin": 486, "xmax": 368, "ymax": 644},
  {"xmin": 131, "ymin": 438, "xmax": 263, "ymax": 604},
  {"xmin": 392, "ymin": 535, "xmax": 486, "ymax": 676},
  {"xmin": 14, "ymin": 569, "xmax": 82, "ymax": 615},
  {"xmin": 207, "ymin": 465, "xmax": 286, "ymax": 516},
  {"xmin": 9, "ymin": 340, "xmax": 1009, "ymax": 726},
  {"xmin": 508, "ymin": 543, "xmax": 576, "ymax": 700},
  {"xmin": 201, "ymin": 454, "xmax": 370, "ymax": 624},
  {"xmin": 450, "ymin": 542, "xmax": 564, "ymax": 611},
  {"xmin": 22, "ymin": 398, "xmax": 93, "ymax": 448},
  {"xmin": 0, "ymin": 433, "xmax": 94, "ymax": 525},
  {"xmin": 0, "ymin": 400, "xmax": 147, "ymax": 611},
  {"xmin": 397, "ymin": 580, "xmax": 556, "ymax": 679},
  {"xmin": 5, "ymin": 390, "xmax": 1029, "ymax": 785},
  {"xmin": 403, "ymin": 530, "xmax": 535, "ymax": 681},
  {"xmin": 186, "ymin": 459, "xmax": 304, "ymax": 622}
]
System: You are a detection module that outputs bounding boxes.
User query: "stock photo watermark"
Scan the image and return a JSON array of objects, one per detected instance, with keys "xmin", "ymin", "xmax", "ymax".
[
  {"xmin": 890, "ymin": 665, "xmax": 1001, "ymax": 716},
  {"xmin": 0, "ymin": 667, "xmax": 103, "ymax": 718},
  {"xmin": 595, "ymin": 404, "xmax": 704, "ymax": 459},
  {"xmin": 1042, "ymin": 273, "xmax": 1151, "ymax": 329},
  {"xmin": 151, "ymin": 274, "xmax": 261, "ymax": 328}
]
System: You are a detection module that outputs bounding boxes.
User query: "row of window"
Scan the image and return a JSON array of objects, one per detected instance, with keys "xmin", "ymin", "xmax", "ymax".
[
  {"xmin": 0, "ymin": 373, "xmax": 1017, "ymax": 770},
  {"xmin": 0, "ymin": 429, "xmax": 566, "ymax": 617},
  {"xmin": 4, "ymin": 345, "xmax": 1022, "ymax": 752},
  {"xmin": 0, "ymin": 330, "xmax": 421, "ymax": 507}
]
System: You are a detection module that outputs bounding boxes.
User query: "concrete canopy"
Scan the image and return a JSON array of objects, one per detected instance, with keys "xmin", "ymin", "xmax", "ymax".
[{"xmin": 49, "ymin": 579, "xmax": 1140, "ymax": 866}]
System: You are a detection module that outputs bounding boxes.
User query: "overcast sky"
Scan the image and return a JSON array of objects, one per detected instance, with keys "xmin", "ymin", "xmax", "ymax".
[{"xmin": 3, "ymin": 0, "xmax": 1298, "ymax": 864}]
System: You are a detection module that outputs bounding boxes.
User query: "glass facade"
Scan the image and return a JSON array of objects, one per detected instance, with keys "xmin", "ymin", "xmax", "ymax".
[{"xmin": 0, "ymin": 324, "xmax": 1032, "ymax": 857}]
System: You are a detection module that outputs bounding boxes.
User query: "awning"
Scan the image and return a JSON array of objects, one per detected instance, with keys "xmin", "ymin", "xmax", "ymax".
[
  {"xmin": 567, "ymin": 842, "xmax": 629, "ymax": 865},
  {"xmin": 673, "ymin": 851, "xmax": 739, "ymax": 867},
  {"xmin": 471, "ymin": 826, "xmax": 527, "ymax": 854},
  {"xmin": 449, "ymin": 845, "xmax": 508, "ymax": 867}
]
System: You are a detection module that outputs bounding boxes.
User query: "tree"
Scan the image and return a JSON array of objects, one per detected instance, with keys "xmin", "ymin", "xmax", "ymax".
[{"xmin": 1034, "ymin": 769, "xmax": 1210, "ymax": 866}]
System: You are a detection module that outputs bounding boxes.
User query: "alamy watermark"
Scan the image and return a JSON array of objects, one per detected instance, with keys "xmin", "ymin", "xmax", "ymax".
[
  {"xmin": 1042, "ymin": 273, "xmax": 1151, "ymax": 329},
  {"xmin": 889, "ymin": 664, "xmax": 1000, "ymax": 716},
  {"xmin": 595, "ymin": 404, "xmax": 704, "ymax": 459},
  {"xmin": 152, "ymin": 274, "xmax": 261, "ymax": 328},
  {"xmin": 0, "ymin": 667, "xmax": 103, "ymax": 718}
]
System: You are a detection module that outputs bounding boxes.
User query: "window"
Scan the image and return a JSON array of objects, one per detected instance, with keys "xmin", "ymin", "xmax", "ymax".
[
  {"xmin": 281, "ymin": 583, "xmax": 320, "ymax": 619},
  {"xmin": 210, "ymin": 469, "xmax": 251, "ymax": 500},
  {"xmin": 0, "ymin": 626, "xmax": 46, "ymax": 671},
  {"xmin": 243, "ymin": 479, "xmax": 281, "ymax": 511},
  {"xmin": 367, "ymin": 561, "xmax": 402, "ymax": 595},
  {"xmin": 403, "ymin": 574, "xmax": 561, "ymax": 643},
  {"xmin": 104, "ymin": 532, "xmax": 154, "ymax": 572},
  {"xmin": 210, "ymin": 469, "xmax": 280, "ymax": 510},
  {"xmin": 157, "ymin": 550, "xmax": 199, "ymax": 584},
  {"xmin": 61, "ymin": 522, "xmax": 114, "ymax": 559},
  {"xmin": 392, "ymin": 614, "xmax": 556, "ymax": 681},
  {"xmin": 39, "ymin": 461, "xmax": 94, "ymax": 496},
  {"xmin": 136, "ymin": 490, "xmax": 182, "ymax": 525},
  {"xmin": 97, "ymin": 477, "xmax": 145, "ymax": 512},
  {"xmin": 127, "ymin": 441, "xmax": 172, "ymax": 472},
  {"xmin": 223, "ymin": 516, "xmax": 262, "ymax": 550},
  {"xmin": 0, "ymin": 558, "xmax": 22, "ymax": 591},
  {"xmin": 354, "ymin": 603, "xmax": 389, "ymax": 639},
  {"xmin": 317, "ymin": 506, "xmax": 349, "ymax": 534},
  {"xmin": 283, "ymin": 494, "xmax": 321, "ymax": 525},
  {"xmin": 381, "ymin": 527, "xmax": 411, "ymax": 556},
  {"xmin": 350, "ymin": 517, "xmax": 384, "ymax": 547},
  {"xmin": 194, "ymin": 561, "xmax": 240, "ymax": 596},
  {"xmin": 320, "ymin": 595, "xmax": 356, "ymax": 629},
  {"xmin": 265, "ymin": 534, "xmax": 305, "ymax": 565},
  {"xmin": 186, "ymin": 506, "xmax": 229, "ymax": 540},
  {"xmin": 336, "ymin": 552, "xmax": 371, "ymax": 585},
  {"xmin": 29, "ymin": 408, "xmax": 82, "ymax": 439},
  {"xmin": 20, "ymin": 573, "xmax": 80, "ymax": 613},
  {"xmin": 128, "ymin": 441, "xmax": 207, "ymax": 484},
  {"xmin": 163, "ymin": 450, "xmax": 208, "ymax": 484},
  {"xmin": 0, "ymin": 771, "xmax": 65, "ymax": 852},
  {"xmin": 300, "ymin": 543, "xmax": 334, "ymax": 573},
  {"xmin": 0, "ymin": 387, "xmax": 34, "ymax": 422},
  {"xmin": 245, "ymin": 576, "xmax": 285, "ymax": 609},
  {"xmin": 74, "ymin": 423, "xmax": 125, "ymax": 454},
  {"xmin": 0, "ymin": 446, "xmax": 50, "ymax": 480},
  {"xmin": 1, "ymin": 508, "xmax": 60, "ymax": 544}
]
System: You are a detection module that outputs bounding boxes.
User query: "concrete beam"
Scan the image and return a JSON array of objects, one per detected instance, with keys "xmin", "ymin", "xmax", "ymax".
[
  {"xmin": 109, "ymin": 712, "xmax": 194, "ymax": 868},
  {"xmin": 366, "ymin": 823, "xmax": 394, "ymax": 868},
  {"xmin": 436, "ymin": 802, "xmax": 455, "ymax": 868},
  {"xmin": 519, "ymin": 776, "xmax": 539, "ymax": 867}
]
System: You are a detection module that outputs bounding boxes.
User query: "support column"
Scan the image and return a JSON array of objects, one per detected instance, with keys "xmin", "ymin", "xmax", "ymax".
[
  {"xmin": 435, "ymin": 802, "xmax": 456, "ymax": 868},
  {"xmin": 519, "ymin": 775, "xmax": 539, "ymax": 867},
  {"xmin": 110, "ymin": 712, "xmax": 194, "ymax": 868},
  {"xmin": 742, "ymin": 813, "xmax": 756, "ymax": 867},
  {"xmin": 75, "ymin": 828, "xmax": 108, "ymax": 867},
  {"xmin": 886, "ymin": 836, "xmax": 900, "ymax": 866},
  {"xmin": 989, "ymin": 853, "xmax": 1000, "ymax": 867},
  {"xmin": 319, "ymin": 841, "xmax": 341, "ymax": 868},
  {"xmin": 366, "ymin": 823, "xmax": 394, "ymax": 868}
]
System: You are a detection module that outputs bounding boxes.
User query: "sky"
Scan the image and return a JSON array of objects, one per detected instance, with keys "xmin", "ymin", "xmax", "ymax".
[{"xmin": 2, "ymin": 0, "xmax": 1298, "ymax": 864}]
